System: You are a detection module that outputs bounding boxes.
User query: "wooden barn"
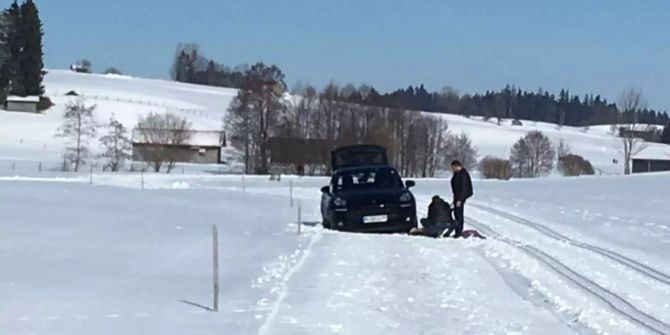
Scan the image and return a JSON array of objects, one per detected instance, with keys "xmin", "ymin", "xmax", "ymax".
[
  {"xmin": 132, "ymin": 129, "xmax": 226, "ymax": 164},
  {"xmin": 632, "ymin": 146, "xmax": 670, "ymax": 173},
  {"xmin": 4, "ymin": 96, "xmax": 40, "ymax": 113}
]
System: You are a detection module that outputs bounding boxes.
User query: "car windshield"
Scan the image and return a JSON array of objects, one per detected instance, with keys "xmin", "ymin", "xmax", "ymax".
[{"xmin": 333, "ymin": 168, "xmax": 403, "ymax": 192}]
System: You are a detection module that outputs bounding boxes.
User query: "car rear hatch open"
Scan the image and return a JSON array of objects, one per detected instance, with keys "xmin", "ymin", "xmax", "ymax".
[{"xmin": 331, "ymin": 145, "xmax": 388, "ymax": 171}]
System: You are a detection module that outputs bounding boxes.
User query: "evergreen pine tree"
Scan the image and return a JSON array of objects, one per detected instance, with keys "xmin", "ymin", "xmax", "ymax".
[
  {"xmin": 662, "ymin": 124, "xmax": 670, "ymax": 145},
  {"xmin": 19, "ymin": 0, "xmax": 44, "ymax": 96},
  {"xmin": 0, "ymin": 8, "xmax": 11, "ymax": 102},
  {"xmin": 3, "ymin": 1, "xmax": 24, "ymax": 97}
]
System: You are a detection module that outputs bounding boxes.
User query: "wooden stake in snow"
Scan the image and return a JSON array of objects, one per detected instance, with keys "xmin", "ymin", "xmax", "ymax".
[
  {"xmin": 289, "ymin": 180, "xmax": 294, "ymax": 208},
  {"xmin": 297, "ymin": 200, "xmax": 302, "ymax": 235},
  {"xmin": 89, "ymin": 165, "xmax": 93, "ymax": 184},
  {"xmin": 242, "ymin": 174, "xmax": 246, "ymax": 192},
  {"xmin": 212, "ymin": 224, "xmax": 220, "ymax": 312},
  {"xmin": 140, "ymin": 170, "xmax": 145, "ymax": 190}
]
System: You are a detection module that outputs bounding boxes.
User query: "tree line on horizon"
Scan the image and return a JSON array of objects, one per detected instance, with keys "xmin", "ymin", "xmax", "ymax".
[
  {"xmin": 0, "ymin": 0, "xmax": 45, "ymax": 106},
  {"xmin": 170, "ymin": 44, "xmax": 670, "ymax": 128}
]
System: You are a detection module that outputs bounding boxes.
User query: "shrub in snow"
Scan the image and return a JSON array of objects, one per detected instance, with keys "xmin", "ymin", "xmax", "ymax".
[
  {"xmin": 479, "ymin": 156, "xmax": 513, "ymax": 180},
  {"xmin": 558, "ymin": 154, "xmax": 595, "ymax": 177},
  {"xmin": 510, "ymin": 130, "xmax": 555, "ymax": 178},
  {"xmin": 103, "ymin": 67, "xmax": 122, "ymax": 75}
]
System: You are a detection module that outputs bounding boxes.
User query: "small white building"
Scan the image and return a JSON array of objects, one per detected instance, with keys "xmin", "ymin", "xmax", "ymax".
[{"xmin": 5, "ymin": 96, "xmax": 40, "ymax": 113}]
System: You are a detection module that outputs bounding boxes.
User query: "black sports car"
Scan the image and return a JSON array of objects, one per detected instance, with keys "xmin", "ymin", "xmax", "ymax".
[{"xmin": 320, "ymin": 145, "xmax": 417, "ymax": 233}]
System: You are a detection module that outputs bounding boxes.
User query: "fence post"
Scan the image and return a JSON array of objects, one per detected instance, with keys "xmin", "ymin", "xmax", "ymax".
[
  {"xmin": 289, "ymin": 180, "xmax": 294, "ymax": 208},
  {"xmin": 212, "ymin": 224, "xmax": 220, "ymax": 312},
  {"xmin": 38, "ymin": 162, "xmax": 42, "ymax": 172},
  {"xmin": 242, "ymin": 174, "xmax": 246, "ymax": 192},
  {"xmin": 297, "ymin": 200, "xmax": 302, "ymax": 235},
  {"xmin": 141, "ymin": 170, "xmax": 145, "ymax": 190}
]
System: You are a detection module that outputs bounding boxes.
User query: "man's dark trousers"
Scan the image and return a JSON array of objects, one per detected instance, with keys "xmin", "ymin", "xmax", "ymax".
[{"xmin": 453, "ymin": 200, "xmax": 465, "ymax": 237}]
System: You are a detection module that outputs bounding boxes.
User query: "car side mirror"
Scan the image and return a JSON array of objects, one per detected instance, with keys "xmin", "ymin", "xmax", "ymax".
[
  {"xmin": 321, "ymin": 186, "xmax": 330, "ymax": 194},
  {"xmin": 405, "ymin": 180, "xmax": 416, "ymax": 188}
]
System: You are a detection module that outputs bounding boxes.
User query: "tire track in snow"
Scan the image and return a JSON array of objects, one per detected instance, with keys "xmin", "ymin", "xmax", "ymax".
[
  {"xmin": 473, "ymin": 249, "xmax": 599, "ymax": 335},
  {"xmin": 471, "ymin": 203, "xmax": 670, "ymax": 286},
  {"xmin": 468, "ymin": 217, "xmax": 670, "ymax": 335},
  {"xmin": 257, "ymin": 229, "xmax": 323, "ymax": 335}
]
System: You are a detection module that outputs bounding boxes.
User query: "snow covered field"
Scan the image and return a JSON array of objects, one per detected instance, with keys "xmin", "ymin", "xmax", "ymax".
[
  {"xmin": 2, "ymin": 172, "xmax": 669, "ymax": 334},
  {"xmin": 1, "ymin": 70, "xmax": 669, "ymax": 175}
]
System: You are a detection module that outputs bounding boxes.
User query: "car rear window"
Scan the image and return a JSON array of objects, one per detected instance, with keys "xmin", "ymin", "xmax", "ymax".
[{"xmin": 334, "ymin": 168, "xmax": 403, "ymax": 192}]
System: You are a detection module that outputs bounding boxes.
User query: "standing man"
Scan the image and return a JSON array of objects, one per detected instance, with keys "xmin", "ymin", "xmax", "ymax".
[{"xmin": 450, "ymin": 160, "xmax": 473, "ymax": 238}]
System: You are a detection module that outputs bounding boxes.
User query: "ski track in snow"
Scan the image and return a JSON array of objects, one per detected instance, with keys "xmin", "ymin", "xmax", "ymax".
[
  {"xmin": 258, "ymin": 229, "xmax": 324, "ymax": 335},
  {"xmin": 468, "ymin": 218, "xmax": 670, "ymax": 335},
  {"xmin": 471, "ymin": 202, "xmax": 670, "ymax": 287}
]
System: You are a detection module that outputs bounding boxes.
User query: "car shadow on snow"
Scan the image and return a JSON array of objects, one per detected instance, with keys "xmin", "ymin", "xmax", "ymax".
[{"xmin": 300, "ymin": 221, "xmax": 321, "ymax": 227}]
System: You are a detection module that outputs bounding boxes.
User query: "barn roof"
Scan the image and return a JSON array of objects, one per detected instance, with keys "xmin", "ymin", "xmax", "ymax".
[
  {"xmin": 633, "ymin": 145, "xmax": 670, "ymax": 161},
  {"xmin": 7, "ymin": 95, "xmax": 40, "ymax": 103},
  {"xmin": 132, "ymin": 129, "xmax": 225, "ymax": 147}
]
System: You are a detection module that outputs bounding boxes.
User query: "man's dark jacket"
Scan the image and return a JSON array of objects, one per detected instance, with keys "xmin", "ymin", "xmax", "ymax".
[
  {"xmin": 451, "ymin": 169, "xmax": 473, "ymax": 202},
  {"xmin": 427, "ymin": 198, "xmax": 452, "ymax": 224}
]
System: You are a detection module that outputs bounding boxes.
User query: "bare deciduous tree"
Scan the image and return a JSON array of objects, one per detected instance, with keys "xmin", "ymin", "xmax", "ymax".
[
  {"xmin": 510, "ymin": 131, "xmax": 555, "ymax": 178},
  {"xmin": 557, "ymin": 139, "xmax": 571, "ymax": 158},
  {"xmin": 225, "ymin": 89, "xmax": 255, "ymax": 173},
  {"xmin": 617, "ymin": 88, "xmax": 648, "ymax": 175},
  {"xmin": 444, "ymin": 132, "xmax": 478, "ymax": 171},
  {"xmin": 55, "ymin": 98, "xmax": 97, "ymax": 172},
  {"xmin": 99, "ymin": 114, "xmax": 131, "ymax": 172},
  {"xmin": 135, "ymin": 112, "xmax": 192, "ymax": 173},
  {"xmin": 225, "ymin": 63, "xmax": 286, "ymax": 174}
]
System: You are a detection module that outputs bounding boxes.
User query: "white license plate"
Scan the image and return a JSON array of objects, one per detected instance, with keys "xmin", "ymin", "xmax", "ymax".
[{"xmin": 363, "ymin": 215, "xmax": 388, "ymax": 224}]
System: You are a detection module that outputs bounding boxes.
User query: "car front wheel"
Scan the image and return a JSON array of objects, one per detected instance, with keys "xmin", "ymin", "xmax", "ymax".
[{"xmin": 322, "ymin": 217, "xmax": 332, "ymax": 229}]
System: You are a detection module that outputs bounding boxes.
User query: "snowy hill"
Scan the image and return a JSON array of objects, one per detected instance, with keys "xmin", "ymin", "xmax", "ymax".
[
  {"xmin": 1, "ymin": 171, "xmax": 670, "ymax": 334},
  {"xmin": 0, "ymin": 70, "xmax": 237, "ymax": 162},
  {"xmin": 1, "ymin": 70, "xmax": 669, "ymax": 174}
]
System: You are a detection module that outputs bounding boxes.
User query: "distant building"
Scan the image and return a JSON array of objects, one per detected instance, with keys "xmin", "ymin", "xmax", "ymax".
[
  {"xmin": 619, "ymin": 126, "xmax": 656, "ymax": 142},
  {"xmin": 132, "ymin": 129, "xmax": 226, "ymax": 164},
  {"xmin": 70, "ymin": 60, "xmax": 92, "ymax": 73},
  {"xmin": 5, "ymin": 95, "xmax": 39, "ymax": 113},
  {"xmin": 632, "ymin": 146, "xmax": 670, "ymax": 173}
]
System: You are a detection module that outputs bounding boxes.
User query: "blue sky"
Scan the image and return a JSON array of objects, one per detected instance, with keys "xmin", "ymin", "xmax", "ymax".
[{"xmin": 39, "ymin": 0, "xmax": 670, "ymax": 110}]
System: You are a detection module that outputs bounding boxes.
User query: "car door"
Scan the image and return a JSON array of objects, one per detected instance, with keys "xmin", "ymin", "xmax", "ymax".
[{"xmin": 320, "ymin": 179, "xmax": 334, "ymax": 219}]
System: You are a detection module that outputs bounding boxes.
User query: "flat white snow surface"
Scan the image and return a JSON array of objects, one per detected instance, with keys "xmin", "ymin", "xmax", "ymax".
[{"xmin": 1, "ymin": 173, "xmax": 670, "ymax": 334}]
